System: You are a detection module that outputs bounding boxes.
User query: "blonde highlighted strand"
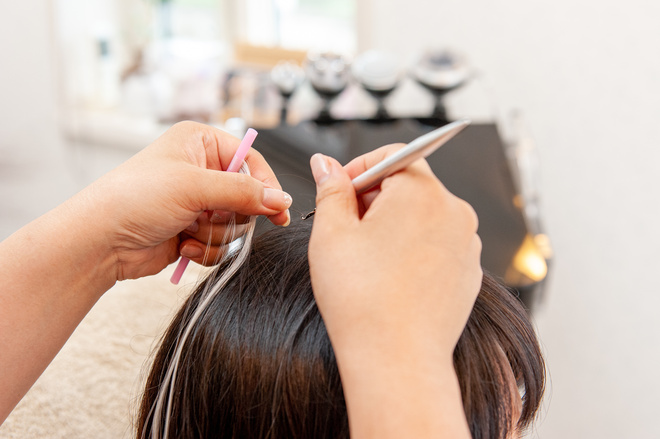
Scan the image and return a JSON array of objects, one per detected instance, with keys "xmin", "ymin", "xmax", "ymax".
[{"xmin": 146, "ymin": 162, "xmax": 257, "ymax": 439}]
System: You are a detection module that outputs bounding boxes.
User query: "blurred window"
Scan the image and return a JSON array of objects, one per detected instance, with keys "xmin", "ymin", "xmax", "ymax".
[
  {"xmin": 156, "ymin": 0, "xmax": 224, "ymax": 40},
  {"xmin": 54, "ymin": 0, "xmax": 356, "ymax": 130},
  {"xmin": 241, "ymin": 0, "xmax": 356, "ymax": 52}
]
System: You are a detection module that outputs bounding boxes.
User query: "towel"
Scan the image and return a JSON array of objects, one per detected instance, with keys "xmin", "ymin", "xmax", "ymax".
[{"xmin": 0, "ymin": 264, "xmax": 206, "ymax": 438}]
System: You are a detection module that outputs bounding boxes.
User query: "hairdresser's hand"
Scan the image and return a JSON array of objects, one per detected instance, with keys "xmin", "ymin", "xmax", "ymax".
[
  {"xmin": 86, "ymin": 121, "xmax": 292, "ymax": 280},
  {"xmin": 0, "ymin": 121, "xmax": 293, "ymax": 424},
  {"xmin": 309, "ymin": 145, "xmax": 482, "ymax": 355},
  {"xmin": 308, "ymin": 146, "xmax": 481, "ymax": 439}
]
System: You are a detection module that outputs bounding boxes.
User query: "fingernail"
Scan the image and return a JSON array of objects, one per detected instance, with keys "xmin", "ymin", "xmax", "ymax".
[
  {"xmin": 283, "ymin": 192, "xmax": 293, "ymax": 207},
  {"xmin": 210, "ymin": 210, "xmax": 233, "ymax": 223},
  {"xmin": 180, "ymin": 244, "xmax": 204, "ymax": 259},
  {"xmin": 283, "ymin": 209, "xmax": 291, "ymax": 227},
  {"xmin": 185, "ymin": 221, "xmax": 199, "ymax": 233},
  {"xmin": 263, "ymin": 188, "xmax": 293, "ymax": 210},
  {"xmin": 310, "ymin": 153, "xmax": 331, "ymax": 186}
]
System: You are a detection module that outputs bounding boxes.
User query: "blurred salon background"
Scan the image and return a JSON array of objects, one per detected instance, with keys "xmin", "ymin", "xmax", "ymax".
[{"xmin": 1, "ymin": 0, "xmax": 659, "ymax": 437}]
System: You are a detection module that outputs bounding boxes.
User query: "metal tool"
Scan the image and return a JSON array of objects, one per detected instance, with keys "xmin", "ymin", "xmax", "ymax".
[{"xmin": 302, "ymin": 119, "xmax": 470, "ymax": 220}]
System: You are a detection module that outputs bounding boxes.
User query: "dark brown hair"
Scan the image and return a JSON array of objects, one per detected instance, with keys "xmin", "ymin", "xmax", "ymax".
[{"xmin": 137, "ymin": 220, "xmax": 544, "ymax": 439}]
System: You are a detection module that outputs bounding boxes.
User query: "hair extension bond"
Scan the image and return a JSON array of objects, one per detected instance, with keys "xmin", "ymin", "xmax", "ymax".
[{"xmin": 147, "ymin": 161, "xmax": 257, "ymax": 439}]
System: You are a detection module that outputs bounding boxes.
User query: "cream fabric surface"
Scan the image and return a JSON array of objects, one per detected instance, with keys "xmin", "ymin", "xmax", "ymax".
[{"xmin": 0, "ymin": 265, "xmax": 206, "ymax": 439}]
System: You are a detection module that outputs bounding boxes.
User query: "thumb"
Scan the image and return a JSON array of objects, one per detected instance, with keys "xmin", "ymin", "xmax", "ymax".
[
  {"xmin": 188, "ymin": 167, "xmax": 292, "ymax": 216},
  {"xmin": 310, "ymin": 153, "xmax": 359, "ymax": 224}
]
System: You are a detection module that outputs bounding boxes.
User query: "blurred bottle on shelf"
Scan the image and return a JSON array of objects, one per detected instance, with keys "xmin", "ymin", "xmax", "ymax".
[
  {"xmin": 304, "ymin": 51, "xmax": 351, "ymax": 122},
  {"xmin": 270, "ymin": 61, "xmax": 305, "ymax": 124},
  {"xmin": 352, "ymin": 50, "xmax": 402, "ymax": 120},
  {"xmin": 411, "ymin": 48, "xmax": 470, "ymax": 123}
]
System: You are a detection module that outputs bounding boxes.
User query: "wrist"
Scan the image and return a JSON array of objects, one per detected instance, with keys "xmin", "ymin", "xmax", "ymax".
[
  {"xmin": 334, "ymin": 343, "xmax": 469, "ymax": 438},
  {"xmin": 54, "ymin": 186, "xmax": 121, "ymax": 292},
  {"xmin": 332, "ymin": 333, "xmax": 456, "ymax": 386},
  {"xmin": 325, "ymin": 311, "xmax": 456, "ymax": 370}
]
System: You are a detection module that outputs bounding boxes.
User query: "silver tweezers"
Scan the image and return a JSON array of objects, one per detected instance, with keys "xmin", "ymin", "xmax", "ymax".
[{"xmin": 302, "ymin": 119, "xmax": 470, "ymax": 220}]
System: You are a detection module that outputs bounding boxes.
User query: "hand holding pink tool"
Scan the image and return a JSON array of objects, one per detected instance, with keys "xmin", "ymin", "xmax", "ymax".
[{"xmin": 170, "ymin": 128, "xmax": 258, "ymax": 285}]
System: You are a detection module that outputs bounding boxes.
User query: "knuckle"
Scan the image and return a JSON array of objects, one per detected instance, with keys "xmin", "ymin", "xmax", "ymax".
[
  {"xmin": 235, "ymin": 174, "xmax": 262, "ymax": 206},
  {"xmin": 244, "ymin": 149, "xmax": 282, "ymax": 189},
  {"xmin": 248, "ymin": 147, "xmax": 265, "ymax": 162},
  {"xmin": 172, "ymin": 121, "xmax": 212, "ymax": 149},
  {"xmin": 171, "ymin": 120, "xmax": 201, "ymax": 133},
  {"xmin": 473, "ymin": 234, "xmax": 483, "ymax": 255},
  {"xmin": 467, "ymin": 205, "xmax": 480, "ymax": 231},
  {"xmin": 382, "ymin": 143, "xmax": 406, "ymax": 156},
  {"xmin": 316, "ymin": 184, "xmax": 345, "ymax": 205},
  {"xmin": 456, "ymin": 198, "xmax": 479, "ymax": 231},
  {"xmin": 262, "ymin": 174, "xmax": 281, "ymax": 189}
]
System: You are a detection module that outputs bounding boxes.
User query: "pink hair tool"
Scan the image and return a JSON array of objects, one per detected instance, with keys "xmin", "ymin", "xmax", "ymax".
[{"xmin": 170, "ymin": 128, "xmax": 258, "ymax": 285}]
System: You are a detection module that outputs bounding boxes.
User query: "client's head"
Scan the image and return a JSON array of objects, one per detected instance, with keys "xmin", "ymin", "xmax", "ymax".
[{"xmin": 137, "ymin": 220, "xmax": 545, "ymax": 439}]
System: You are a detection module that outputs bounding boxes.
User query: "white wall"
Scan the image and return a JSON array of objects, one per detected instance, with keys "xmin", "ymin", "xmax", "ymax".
[
  {"xmin": 358, "ymin": 1, "xmax": 660, "ymax": 437},
  {"xmin": 0, "ymin": 0, "xmax": 130, "ymax": 239},
  {"xmin": 0, "ymin": 1, "xmax": 59, "ymax": 157},
  {"xmin": 0, "ymin": 1, "xmax": 83, "ymax": 238}
]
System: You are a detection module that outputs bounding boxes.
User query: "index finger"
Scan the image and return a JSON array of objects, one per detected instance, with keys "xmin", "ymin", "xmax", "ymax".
[
  {"xmin": 208, "ymin": 127, "xmax": 288, "ymax": 225},
  {"xmin": 343, "ymin": 143, "xmax": 404, "ymax": 179},
  {"xmin": 344, "ymin": 142, "xmax": 437, "ymax": 181},
  {"xmin": 204, "ymin": 125, "xmax": 284, "ymax": 191},
  {"xmin": 244, "ymin": 148, "xmax": 283, "ymax": 191}
]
